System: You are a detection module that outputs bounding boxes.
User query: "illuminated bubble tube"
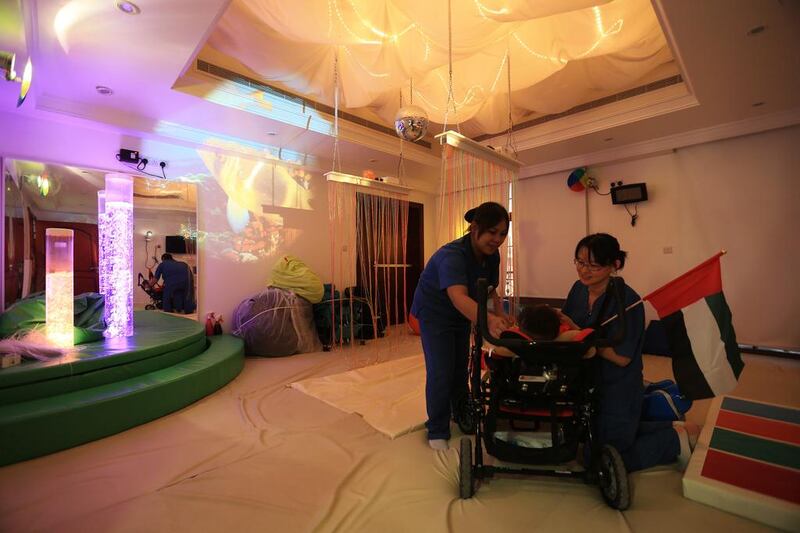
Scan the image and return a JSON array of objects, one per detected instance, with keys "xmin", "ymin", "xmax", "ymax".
[
  {"xmin": 103, "ymin": 174, "xmax": 134, "ymax": 338},
  {"xmin": 97, "ymin": 190, "xmax": 107, "ymax": 295},
  {"xmin": 45, "ymin": 228, "xmax": 74, "ymax": 347}
]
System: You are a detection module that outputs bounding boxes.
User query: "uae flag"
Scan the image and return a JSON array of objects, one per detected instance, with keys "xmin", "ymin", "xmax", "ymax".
[{"xmin": 644, "ymin": 252, "xmax": 745, "ymax": 400}]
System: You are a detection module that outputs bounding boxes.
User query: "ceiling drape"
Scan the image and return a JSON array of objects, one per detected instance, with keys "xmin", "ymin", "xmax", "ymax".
[{"xmin": 208, "ymin": 0, "xmax": 674, "ymax": 136}]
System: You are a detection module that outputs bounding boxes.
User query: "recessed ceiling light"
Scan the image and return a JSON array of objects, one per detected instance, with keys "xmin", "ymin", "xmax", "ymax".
[
  {"xmin": 96, "ymin": 85, "xmax": 113, "ymax": 95},
  {"xmin": 752, "ymin": 101, "xmax": 765, "ymax": 107},
  {"xmin": 115, "ymin": 1, "xmax": 141, "ymax": 15},
  {"xmin": 746, "ymin": 25, "xmax": 766, "ymax": 36}
]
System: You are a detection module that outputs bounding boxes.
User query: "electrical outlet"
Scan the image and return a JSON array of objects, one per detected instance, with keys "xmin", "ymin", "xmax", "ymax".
[{"xmin": 663, "ymin": 246, "xmax": 673, "ymax": 254}]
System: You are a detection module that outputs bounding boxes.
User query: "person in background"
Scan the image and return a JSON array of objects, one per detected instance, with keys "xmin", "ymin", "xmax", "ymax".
[
  {"xmin": 154, "ymin": 253, "xmax": 191, "ymax": 313},
  {"xmin": 411, "ymin": 201, "xmax": 513, "ymax": 451},
  {"xmin": 559, "ymin": 233, "xmax": 698, "ymax": 471}
]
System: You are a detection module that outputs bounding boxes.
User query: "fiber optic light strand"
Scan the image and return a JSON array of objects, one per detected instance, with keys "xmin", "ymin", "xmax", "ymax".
[
  {"xmin": 329, "ymin": 0, "xmax": 381, "ymax": 44},
  {"xmin": 474, "ymin": 0, "xmax": 510, "ymax": 19},
  {"xmin": 347, "ymin": 0, "xmax": 416, "ymax": 41}
]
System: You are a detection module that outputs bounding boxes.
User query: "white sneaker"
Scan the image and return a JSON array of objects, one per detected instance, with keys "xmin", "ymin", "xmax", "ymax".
[
  {"xmin": 428, "ymin": 439, "xmax": 449, "ymax": 450},
  {"xmin": 674, "ymin": 425, "xmax": 693, "ymax": 471}
]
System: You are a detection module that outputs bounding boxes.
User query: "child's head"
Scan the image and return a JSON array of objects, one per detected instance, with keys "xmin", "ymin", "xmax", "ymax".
[{"xmin": 518, "ymin": 305, "xmax": 560, "ymax": 341}]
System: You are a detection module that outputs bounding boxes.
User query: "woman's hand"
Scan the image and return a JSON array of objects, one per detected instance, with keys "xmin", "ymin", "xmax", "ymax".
[
  {"xmin": 555, "ymin": 309, "xmax": 578, "ymax": 330},
  {"xmin": 488, "ymin": 313, "xmax": 511, "ymax": 338}
]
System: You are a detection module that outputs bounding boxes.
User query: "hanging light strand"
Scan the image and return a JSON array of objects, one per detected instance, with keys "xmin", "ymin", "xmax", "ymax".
[
  {"xmin": 332, "ymin": 48, "xmax": 342, "ymax": 172},
  {"xmin": 442, "ymin": 0, "xmax": 460, "ymax": 133},
  {"xmin": 505, "ymin": 49, "xmax": 518, "ymax": 157},
  {"xmin": 397, "ymin": 88, "xmax": 406, "ymax": 181}
]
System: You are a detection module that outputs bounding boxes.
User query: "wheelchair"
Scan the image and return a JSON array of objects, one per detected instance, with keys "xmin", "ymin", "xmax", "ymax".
[{"xmin": 458, "ymin": 277, "xmax": 632, "ymax": 510}]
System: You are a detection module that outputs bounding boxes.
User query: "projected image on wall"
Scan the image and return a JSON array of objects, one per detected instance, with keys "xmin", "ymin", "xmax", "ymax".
[{"xmin": 196, "ymin": 144, "xmax": 315, "ymax": 263}]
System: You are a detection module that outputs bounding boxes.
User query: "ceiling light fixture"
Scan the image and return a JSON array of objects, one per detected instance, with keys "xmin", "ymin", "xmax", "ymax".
[
  {"xmin": 115, "ymin": 1, "xmax": 141, "ymax": 15},
  {"xmin": 0, "ymin": 51, "xmax": 33, "ymax": 107},
  {"xmin": 96, "ymin": 85, "xmax": 113, "ymax": 95}
]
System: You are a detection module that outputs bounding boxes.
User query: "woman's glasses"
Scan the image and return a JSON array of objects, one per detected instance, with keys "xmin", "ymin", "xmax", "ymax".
[{"xmin": 573, "ymin": 259, "xmax": 607, "ymax": 272}]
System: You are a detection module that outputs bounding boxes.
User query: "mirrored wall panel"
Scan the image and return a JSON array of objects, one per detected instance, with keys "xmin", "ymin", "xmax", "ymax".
[{"xmin": 2, "ymin": 160, "xmax": 198, "ymax": 314}]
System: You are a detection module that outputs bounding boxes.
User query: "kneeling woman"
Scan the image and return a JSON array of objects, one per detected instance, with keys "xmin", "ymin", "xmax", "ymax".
[
  {"xmin": 411, "ymin": 202, "xmax": 512, "ymax": 450},
  {"xmin": 560, "ymin": 233, "xmax": 695, "ymax": 471}
]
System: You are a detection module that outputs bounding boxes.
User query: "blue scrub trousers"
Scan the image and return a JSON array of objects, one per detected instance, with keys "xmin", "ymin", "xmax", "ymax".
[
  {"xmin": 597, "ymin": 381, "xmax": 680, "ymax": 472},
  {"xmin": 162, "ymin": 282, "xmax": 187, "ymax": 313},
  {"xmin": 419, "ymin": 319, "xmax": 471, "ymax": 440}
]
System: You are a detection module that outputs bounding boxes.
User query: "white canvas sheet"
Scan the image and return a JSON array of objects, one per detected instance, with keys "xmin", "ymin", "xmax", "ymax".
[{"xmin": 291, "ymin": 354, "xmax": 427, "ymax": 438}]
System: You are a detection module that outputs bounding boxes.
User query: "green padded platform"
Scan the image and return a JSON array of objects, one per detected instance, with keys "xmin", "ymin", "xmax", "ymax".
[
  {"xmin": 0, "ymin": 334, "xmax": 244, "ymax": 466},
  {"xmin": 0, "ymin": 311, "xmax": 207, "ymax": 405}
]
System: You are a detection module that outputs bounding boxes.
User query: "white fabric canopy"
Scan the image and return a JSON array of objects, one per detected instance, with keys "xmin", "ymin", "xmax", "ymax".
[{"xmin": 208, "ymin": 0, "xmax": 674, "ymax": 135}]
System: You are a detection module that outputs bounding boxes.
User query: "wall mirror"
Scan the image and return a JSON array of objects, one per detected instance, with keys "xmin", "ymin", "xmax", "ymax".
[{"xmin": 2, "ymin": 159, "xmax": 198, "ymax": 315}]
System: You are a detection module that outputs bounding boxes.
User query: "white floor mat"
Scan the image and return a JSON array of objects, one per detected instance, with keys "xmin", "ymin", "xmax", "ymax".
[{"xmin": 291, "ymin": 354, "xmax": 427, "ymax": 438}]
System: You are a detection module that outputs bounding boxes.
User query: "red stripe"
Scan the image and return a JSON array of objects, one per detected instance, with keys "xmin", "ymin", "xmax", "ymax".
[
  {"xmin": 717, "ymin": 410, "xmax": 800, "ymax": 446},
  {"xmin": 701, "ymin": 449, "xmax": 800, "ymax": 504},
  {"xmin": 499, "ymin": 405, "xmax": 575, "ymax": 418},
  {"xmin": 644, "ymin": 253, "xmax": 723, "ymax": 317}
]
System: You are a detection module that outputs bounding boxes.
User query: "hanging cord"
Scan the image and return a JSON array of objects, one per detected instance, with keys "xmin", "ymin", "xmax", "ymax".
[
  {"xmin": 441, "ymin": 0, "xmax": 460, "ymax": 133},
  {"xmin": 504, "ymin": 50, "xmax": 518, "ymax": 158},
  {"xmin": 624, "ymin": 203, "xmax": 639, "ymax": 226},
  {"xmin": 332, "ymin": 49, "xmax": 342, "ymax": 173},
  {"xmin": 397, "ymin": 88, "xmax": 406, "ymax": 182}
]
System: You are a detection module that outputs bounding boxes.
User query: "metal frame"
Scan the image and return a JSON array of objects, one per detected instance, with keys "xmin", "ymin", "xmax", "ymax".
[
  {"xmin": 325, "ymin": 171, "xmax": 411, "ymax": 196},
  {"xmin": 435, "ymin": 130, "xmax": 521, "ymax": 171}
]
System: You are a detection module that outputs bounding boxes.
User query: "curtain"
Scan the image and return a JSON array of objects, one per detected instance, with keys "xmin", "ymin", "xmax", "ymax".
[
  {"xmin": 437, "ymin": 141, "xmax": 519, "ymax": 306},
  {"xmin": 327, "ymin": 180, "xmax": 409, "ymax": 352}
]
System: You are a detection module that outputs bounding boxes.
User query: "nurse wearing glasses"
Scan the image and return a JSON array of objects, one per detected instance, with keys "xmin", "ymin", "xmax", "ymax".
[{"xmin": 559, "ymin": 233, "xmax": 695, "ymax": 472}]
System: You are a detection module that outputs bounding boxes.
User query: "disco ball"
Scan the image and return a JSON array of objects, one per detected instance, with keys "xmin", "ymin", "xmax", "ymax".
[{"xmin": 394, "ymin": 105, "xmax": 429, "ymax": 142}]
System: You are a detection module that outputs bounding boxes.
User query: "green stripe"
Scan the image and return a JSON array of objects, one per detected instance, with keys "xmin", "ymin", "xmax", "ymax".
[
  {"xmin": 722, "ymin": 397, "xmax": 800, "ymax": 424},
  {"xmin": 710, "ymin": 427, "xmax": 800, "ymax": 470},
  {"xmin": 705, "ymin": 292, "xmax": 745, "ymax": 378}
]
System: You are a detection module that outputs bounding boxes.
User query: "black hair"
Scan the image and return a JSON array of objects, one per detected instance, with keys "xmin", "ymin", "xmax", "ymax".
[
  {"xmin": 464, "ymin": 201, "xmax": 509, "ymax": 236},
  {"xmin": 574, "ymin": 233, "xmax": 627, "ymax": 269},
  {"xmin": 518, "ymin": 305, "xmax": 560, "ymax": 341},
  {"xmin": 161, "ymin": 253, "xmax": 173, "ymax": 261}
]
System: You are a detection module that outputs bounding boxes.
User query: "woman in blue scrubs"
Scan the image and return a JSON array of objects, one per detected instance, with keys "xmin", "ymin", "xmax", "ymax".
[
  {"xmin": 560, "ymin": 233, "xmax": 693, "ymax": 471},
  {"xmin": 411, "ymin": 202, "xmax": 512, "ymax": 450}
]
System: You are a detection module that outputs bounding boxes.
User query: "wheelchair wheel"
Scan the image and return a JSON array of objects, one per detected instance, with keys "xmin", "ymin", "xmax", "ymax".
[
  {"xmin": 145, "ymin": 304, "xmax": 155, "ymax": 310},
  {"xmin": 459, "ymin": 437, "xmax": 474, "ymax": 499},
  {"xmin": 597, "ymin": 444, "xmax": 630, "ymax": 510}
]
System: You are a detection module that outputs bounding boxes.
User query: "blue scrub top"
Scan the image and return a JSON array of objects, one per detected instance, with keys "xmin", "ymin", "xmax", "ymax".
[
  {"xmin": 411, "ymin": 235, "xmax": 500, "ymax": 327},
  {"xmin": 561, "ymin": 279, "xmax": 645, "ymax": 387},
  {"xmin": 154, "ymin": 260, "xmax": 190, "ymax": 288}
]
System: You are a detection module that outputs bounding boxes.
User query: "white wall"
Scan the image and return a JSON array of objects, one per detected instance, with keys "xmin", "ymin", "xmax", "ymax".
[
  {"xmin": 1, "ymin": 110, "xmax": 437, "ymax": 326},
  {"xmin": 516, "ymin": 125, "xmax": 800, "ymax": 348}
]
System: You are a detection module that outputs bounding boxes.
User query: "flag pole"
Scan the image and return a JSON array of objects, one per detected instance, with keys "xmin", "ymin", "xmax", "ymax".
[
  {"xmin": 600, "ymin": 300, "xmax": 644, "ymax": 327},
  {"xmin": 599, "ymin": 250, "xmax": 727, "ymax": 327}
]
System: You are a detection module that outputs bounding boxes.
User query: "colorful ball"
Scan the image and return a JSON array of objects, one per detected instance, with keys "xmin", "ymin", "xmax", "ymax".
[{"xmin": 567, "ymin": 167, "xmax": 587, "ymax": 192}]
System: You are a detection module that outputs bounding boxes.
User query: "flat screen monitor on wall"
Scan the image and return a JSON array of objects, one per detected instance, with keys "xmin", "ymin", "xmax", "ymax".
[{"xmin": 165, "ymin": 235, "xmax": 187, "ymax": 254}]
